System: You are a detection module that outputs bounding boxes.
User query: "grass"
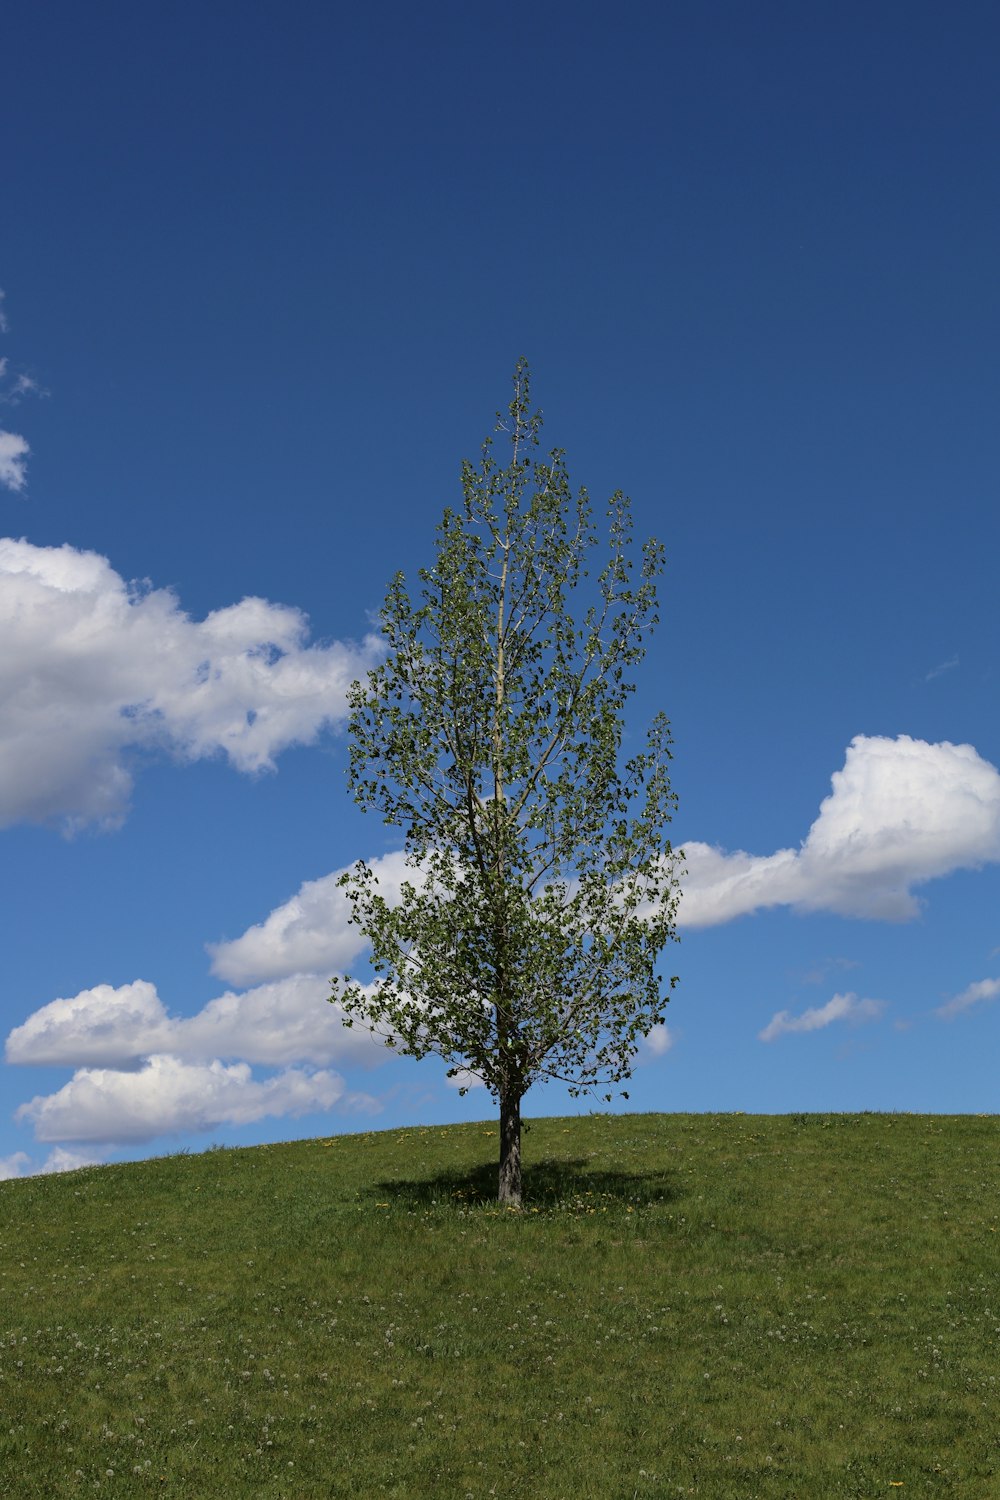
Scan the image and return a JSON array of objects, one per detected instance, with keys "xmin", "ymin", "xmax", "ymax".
[{"xmin": 1, "ymin": 1111, "xmax": 998, "ymax": 1497}]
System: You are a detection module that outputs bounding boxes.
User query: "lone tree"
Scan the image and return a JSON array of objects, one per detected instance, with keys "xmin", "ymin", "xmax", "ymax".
[{"xmin": 331, "ymin": 362, "xmax": 680, "ymax": 1205}]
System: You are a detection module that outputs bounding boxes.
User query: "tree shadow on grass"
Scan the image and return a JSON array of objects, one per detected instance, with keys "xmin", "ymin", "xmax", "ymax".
[{"xmin": 371, "ymin": 1156, "xmax": 684, "ymax": 1210}]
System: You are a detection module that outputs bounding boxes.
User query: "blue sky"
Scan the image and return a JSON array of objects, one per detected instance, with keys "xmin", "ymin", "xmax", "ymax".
[{"xmin": 1, "ymin": 0, "xmax": 998, "ymax": 1177}]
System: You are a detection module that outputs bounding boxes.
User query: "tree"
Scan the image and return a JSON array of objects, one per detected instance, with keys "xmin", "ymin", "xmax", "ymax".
[{"xmin": 330, "ymin": 361, "xmax": 680, "ymax": 1206}]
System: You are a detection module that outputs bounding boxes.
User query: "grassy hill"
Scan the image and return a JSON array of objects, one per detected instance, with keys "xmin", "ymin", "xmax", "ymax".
[{"xmin": 1, "ymin": 1112, "xmax": 997, "ymax": 1497}]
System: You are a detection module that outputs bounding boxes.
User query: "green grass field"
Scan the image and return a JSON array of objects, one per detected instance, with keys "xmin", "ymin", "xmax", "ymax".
[{"xmin": 1, "ymin": 1112, "xmax": 998, "ymax": 1497}]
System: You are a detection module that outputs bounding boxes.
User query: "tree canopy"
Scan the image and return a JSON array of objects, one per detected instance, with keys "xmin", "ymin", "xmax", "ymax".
[{"xmin": 331, "ymin": 362, "xmax": 680, "ymax": 1204}]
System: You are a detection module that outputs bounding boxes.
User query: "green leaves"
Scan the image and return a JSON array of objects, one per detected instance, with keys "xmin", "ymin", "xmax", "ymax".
[{"xmin": 330, "ymin": 364, "xmax": 680, "ymax": 1183}]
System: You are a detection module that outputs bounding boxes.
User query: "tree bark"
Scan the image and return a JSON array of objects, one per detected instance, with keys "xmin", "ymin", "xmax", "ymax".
[{"xmin": 498, "ymin": 1087, "xmax": 522, "ymax": 1207}]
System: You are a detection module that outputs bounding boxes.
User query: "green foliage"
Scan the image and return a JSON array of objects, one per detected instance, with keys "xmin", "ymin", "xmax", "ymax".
[
  {"xmin": 331, "ymin": 364, "xmax": 680, "ymax": 1174},
  {"xmin": 2, "ymin": 1114, "xmax": 999, "ymax": 1496}
]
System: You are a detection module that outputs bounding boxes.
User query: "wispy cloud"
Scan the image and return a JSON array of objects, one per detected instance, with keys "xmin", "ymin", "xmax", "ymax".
[
  {"xmin": 935, "ymin": 977, "xmax": 1000, "ymax": 1020},
  {"xmin": 0, "ymin": 433, "xmax": 29, "ymax": 493},
  {"xmin": 925, "ymin": 655, "xmax": 959, "ymax": 682},
  {"xmin": 0, "ymin": 371, "xmax": 44, "ymax": 406},
  {"xmin": 642, "ymin": 1022, "xmax": 674, "ymax": 1057},
  {"xmin": 0, "ymin": 289, "xmax": 40, "ymax": 491},
  {"xmin": 758, "ymin": 992, "xmax": 886, "ymax": 1042},
  {"xmin": 798, "ymin": 956, "xmax": 861, "ymax": 986}
]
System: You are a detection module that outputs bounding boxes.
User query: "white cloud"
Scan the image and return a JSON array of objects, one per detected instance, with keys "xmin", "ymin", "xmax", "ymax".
[
  {"xmin": 675, "ymin": 844, "xmax": 801, "ymax": 928},
  {"xmin": 0, "ymin": 291, "xmax": 36, "ymax": 490},
  {"xmin": 758, "ymin": 991, "xmax": 886, "ymax": 1042},
  {"xmin": 0, "ymin": 372, "xmax": 43, "ymax": 405},
  {"xmin": 679, "ymin": 736, "xmax": 1000, "ymax": 927},
  {"xmin": 209, "ymin": 850, "xmax": 414, "ymax": 985},
  {"xmin": 643, "ymin": 1022, "xmax": 674, "ymax": 1057},
  {"xmin": 0, "ymin": 538, "xmax": 382, "ymax": 830},
  {"xmin": 0, "ymin": 1147, "xmax": 104, "ymax": 1180},
  {"xmin": 936, "ymin": 977, "xmax": 1000, "ymax": 1021},
  {"xmin": 211, "ymin": 735, "xmax": 1000, "ymax": 999},
  {"xmin": 926, "ymin": 656, "xmax": 959, "ymax": 682},
  {"xmin": 6, "ymin": 975, "xmax": 389, "ymax": 1071},
  {"xmin": 0, "ymin": 432, "xmax": 29, "ymax": 492},
  {"xmin": 5, "ymin": 974, "xmax": 391, "ymax": 1148},
  {"xmin": 445, "ymin": 1067, "xmax": 486, "ymax": 1091},
  {"xmin": 176, "ymin": 976, "xmax": 390, "ymax": 1067},
  {"xmin": 16, "ymin": 1055, "xmax": 357, "ymax": 1143},
  {"xmin": 39, "ymin": 1146, "xmax": 106, "ymax": 1174},
  {"xmin": 6, "ymin": 980, "xmax": 167, "ymax": 1068}
]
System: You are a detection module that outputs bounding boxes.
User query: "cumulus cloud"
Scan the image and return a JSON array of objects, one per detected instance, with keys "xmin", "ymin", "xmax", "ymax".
[
  {"xmin": 6, "ymin": 980, "xmax": 167, "ymax": 1068},
  {"xmin": 176, "ymin": 976, "xmax": 390, "ymax": 1067},
  {"xmin": 15, "ymin": 1055, "xmax": 357, "ymax": 1143},
  {"xmin": 0, "ymin": 538, "xmax": 382, "ymax": 830},
  {"xmin": 0, "ymin": 1151, "xmax": 31, "ymax": 1180},
  {"xmin": 6, "ymin": 975, "xmax": 389, "ymax": 1071},
  {"xmin": 675, "ymin": 844, "xmax": 801, "ymax": 928},
  {"xmin": 758, "ymin": 992, "xmax": 886, "ymax": 1042},
  {"xmin": 208, "ymin": 850, "xmax": 414, "ymax": 985},
  {"xmin": 5, "ymin": 974, "xmax": 390, "ymax": 1147},
  {"xmin": 679, "ymin": 736, "xmax": 1000, "ymax": 927},
  {"xmin": 935, "ymin": 977, "xmax": 1000, "ymax": 1021},
  {"xmin": 211, "ymin": 735, "xmax": 1000, "ymax": 999}
]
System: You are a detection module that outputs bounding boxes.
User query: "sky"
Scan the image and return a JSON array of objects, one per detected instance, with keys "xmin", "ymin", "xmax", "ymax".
[{"xmin": 1, "ymin": 0, "xmax": 998, "ymax": 1178}]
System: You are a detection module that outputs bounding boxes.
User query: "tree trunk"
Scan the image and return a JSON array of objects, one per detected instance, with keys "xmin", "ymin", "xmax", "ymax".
[{"xmin": 498, "ymin": 1088, "xmax": 522, "ymax": 1207}]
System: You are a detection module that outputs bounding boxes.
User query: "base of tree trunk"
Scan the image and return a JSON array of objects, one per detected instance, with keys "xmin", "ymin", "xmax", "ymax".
[{"xmin": 498, "ymin": 1092, "xmax": 522, "ymax": 1206}]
